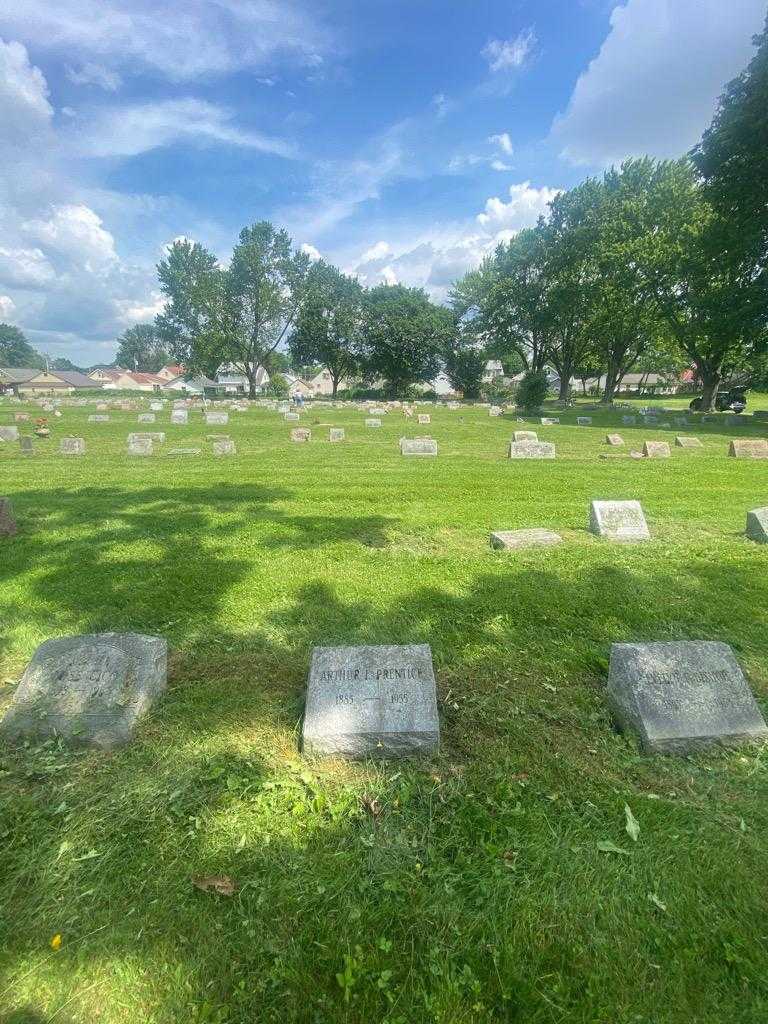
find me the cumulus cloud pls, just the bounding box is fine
[360,241,390,263]
[301,243,322,260]
[0,295,16,318]
[553,0,766,167]
[0,38,53,143]
[0,0,331,82]
[477,181,560,231]
[22,205,118,273]
[482,28,536,73]
[76,98,294,159]
[489,132,513,156]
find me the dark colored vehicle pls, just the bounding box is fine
[689,387,747,413]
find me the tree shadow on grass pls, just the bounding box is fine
[2,555,768,1020]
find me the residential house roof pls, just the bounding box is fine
[0,367,39,383]
[54,370,102,388]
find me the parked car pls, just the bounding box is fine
[689,387,747,413]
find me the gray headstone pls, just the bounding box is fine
[167,447,201,455]
[643,441,670,458]
[729,439,768,459]
[577,416,592,426]
[0,633,167,750]
[675,436,703,449]
[400,438,437,456]
[0,497,17,537]
[150,402,163,411]
[514,430,538,442]
[605,434,624,446]
[128,437,153,456]
[417,414,431,425]
[302,644,439,759]
[88,415,109,423]
[589,500,650,541]
[540,417,559,425]
[291,428,311,442]
[285,412,300,422]
[607,641,768,754]
[213,439,236,456]
[622,416,636,426]
[0,426,20,442]
[19,436,34,454]
[365,418,382,428]
[60,437,85,456]
[746,507,768,543]
[490,529,563,550]
[170,410,188,425]
[138,413,156,424]
[206,412,229,425]
[752,410,768,421]
[329,428,345,442]
[508,441,555,459]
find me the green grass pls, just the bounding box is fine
[1,395,768,1024]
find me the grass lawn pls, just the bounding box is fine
[1,395,768,1024]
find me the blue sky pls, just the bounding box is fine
[0,0,765,365]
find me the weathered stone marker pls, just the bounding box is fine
[365,418,382,428]
[206,412,229,426]
[329,428,345,442]
[675,436,703,448]
[643,440,671,459]
[589,500,650,541]
[128,437,153,456]
[291,428,311,442]
[0,497,17,537]
[490,529,563,550]
[514,430,538,442]
[605,434,624,446]
[622,416,636,426]
[170,410,188,425]
[0,426,20,442]
[400,438,437,456]
[417,414,431,425]
[60,437,85,456]
[577,416,592,426]
[540,417,559,425]
[285,412,300,422]
[213,439,236,456]
[0,633,167,750]
[508,440,555,459]
[88,415,109,423]
[19,436,34,455]
[606,641,768,754]
[746,507,768,543]
[138,413,156,424]
[302,644,439,758]
[489,406,503,417]
[729,439,768,459]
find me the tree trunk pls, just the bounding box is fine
[246,366,257,399]
[557,374,572,403]
[601,367,619,405]
[698,367,722,412]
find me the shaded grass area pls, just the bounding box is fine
[1,399,768,1023]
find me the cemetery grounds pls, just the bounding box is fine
[1,394,768,1024]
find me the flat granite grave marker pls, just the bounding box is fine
[400,438,437,456]
[128,437,153,456]
[540,417,559,425]
[0,426,20,442]
[170,410,188,425]
[514,430,538,442]
[138,413,156,424]
[213,439,236,456]
[577,417,592,426]
[0,497,17,537]
[643,440,670,459]
[302,644,439,758]
[365,418,382,428]
[589,500,650,541]
[329,428,345,442]
[19,436,34,455]
[490,529,563,550]
[746,507,768,543]
[606,641,768,754]
[508,440,555,460]
[206,412,229,426]
[606,434,624,446]
[60,437,85,456]
[285,412,300,422]
[167,447,201,456]
[729,439,768,459]
[417,414,431,425]
[0,632,167,750]
[675,436,703,449]
[88,415,109,423]
[291,428,311,442]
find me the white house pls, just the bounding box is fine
[216,363,270,394]
[482,360,505,382]
[284,373,315,399]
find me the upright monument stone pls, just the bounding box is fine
[0,497,17,537]
[606,641,768,754]
[508,440,555,459]
[60,437,85,456]
[302,644,439,758]
[589,500,650,541]
[746,507,768,543]
[400,438,437,456]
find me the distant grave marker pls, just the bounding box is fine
[170,410,188,425]
[212,439,236,456]
[605,434,624,446]
[589,500,650,541]
[128,437,153,456]
[643,441,670,458]
[400,438,437,456]
[60,437,85,456]
[0,426,20,442]
[489,406,503,417]
[606,641,768,754]
[88,415,109,423]
[622,416,636,426]
[329,428,345,442]
[675,436,703,449]
[577,416,592,426]
[490,529,562,550]
[19,436,34,455]
[366,418,382,428]
[206,412,229,425]
[0,633,167,750]
[729,439,768,459]
[746,507,768,544]
[508,440,555,459]
[291,428,311,442]
[514,430,538,442]
[417,414,431,425]
[0,497,17,537]
[540,417,559,425]
[302,644,439,759]
[138,413,156,424]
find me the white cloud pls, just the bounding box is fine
[66,61,121,91]
[477,182,560,231]
[553,0,766,167]
[22,205,118,274]
[301,243,321,260]
[482,28,536,72]
[0,295,16,319]
[489,132,513,156]
[115,290,165,324]
[76,98,294,159]
[360,241,390,263]
[490,159,512,172]
[0,247,56,289]
[0,38,53,142]
[0,0,332,82]
[380,265,398,286]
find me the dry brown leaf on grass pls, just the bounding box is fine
[361,793,382,818]
[192,874,237,896]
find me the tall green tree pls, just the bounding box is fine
[115,323,169,373]
[358,284,451,397]
[288,263,363,397]
[156,224,312,397]
[0,324,44,368]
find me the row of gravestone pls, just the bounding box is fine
[1,633,766,760]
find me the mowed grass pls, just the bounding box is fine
[1,396,768,1024]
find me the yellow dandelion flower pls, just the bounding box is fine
[50,934,62,951]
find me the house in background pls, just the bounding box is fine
[283,373,314,399]
[216,363,270,394]
[482,360,505,383]
[0,368,102,395]
[157,364,185,382]
[162,374,221,396]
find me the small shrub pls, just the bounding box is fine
[515,369,550,410]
